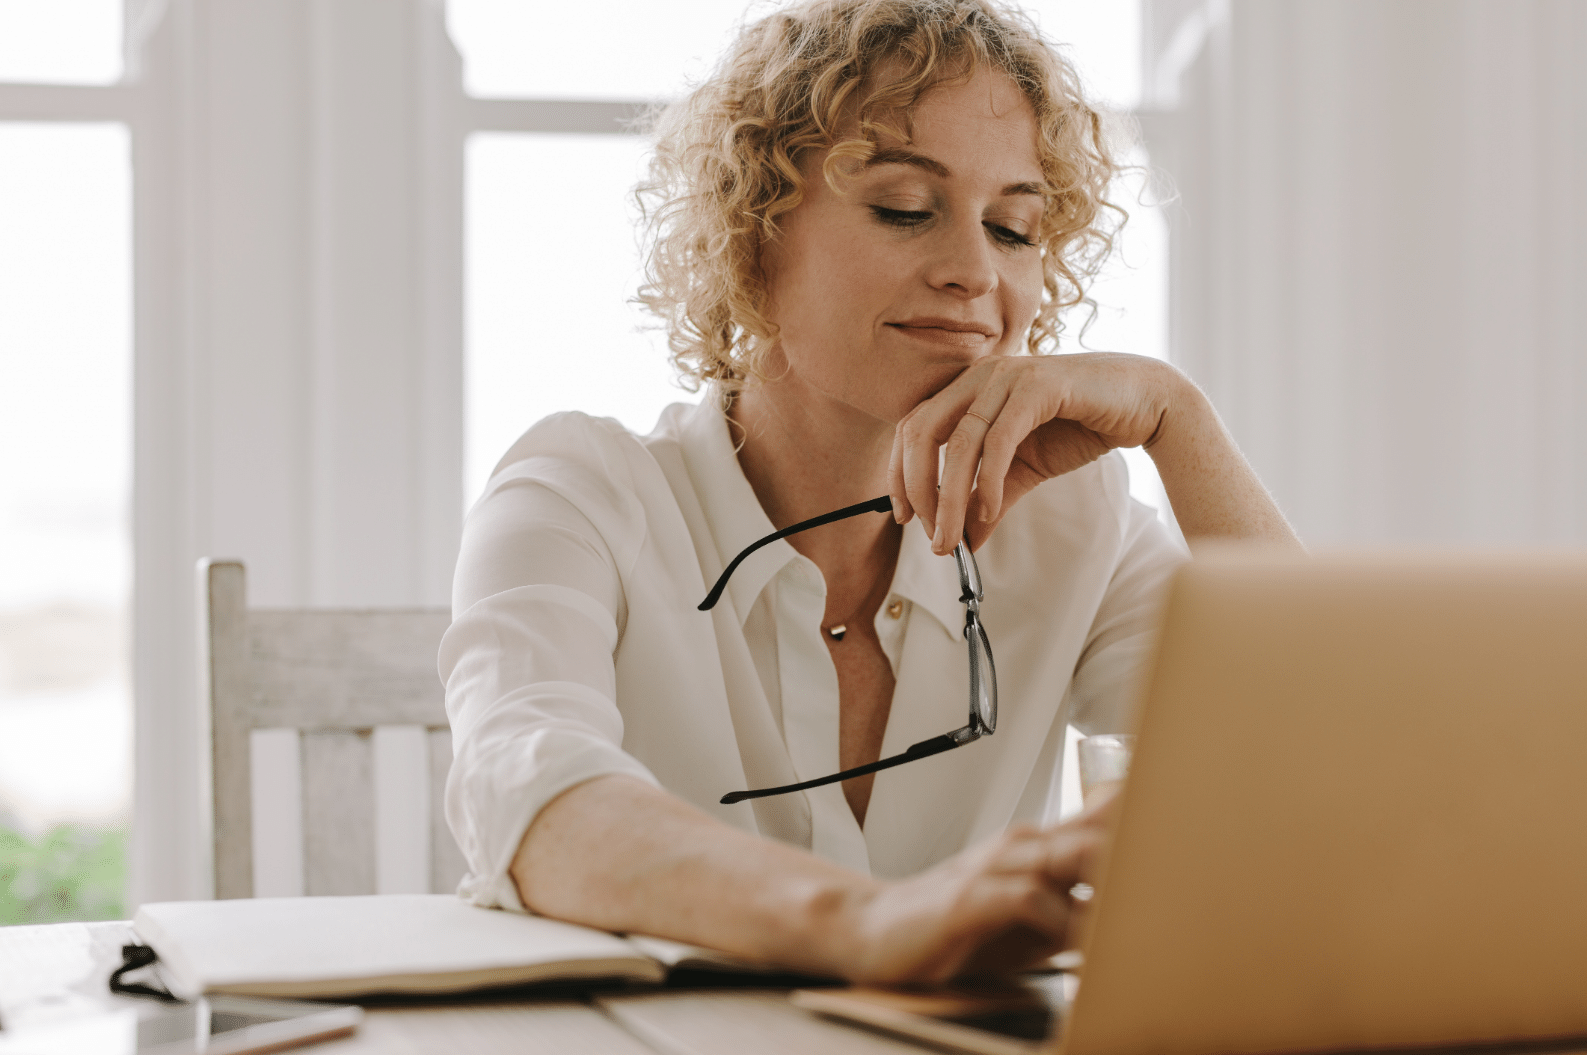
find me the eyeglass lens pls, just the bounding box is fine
[969,618,997,732]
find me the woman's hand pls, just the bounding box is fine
[888,351,1301,553]
[515,774,1121,987]
[889,352,1177,554]
[832,792,1117,984]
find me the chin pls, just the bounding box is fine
[911,359,976,403]
[868,379,959,425]
[812,355,978,424]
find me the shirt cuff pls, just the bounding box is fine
[449,725,659,913]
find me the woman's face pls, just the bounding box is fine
[760,66,1047,425]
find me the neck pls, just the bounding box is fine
[728,360,901,604]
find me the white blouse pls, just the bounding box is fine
[440,398,1187,911]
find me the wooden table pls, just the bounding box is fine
[0,921,933,1055]
[13,922,1577,1055]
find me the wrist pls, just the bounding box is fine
[1137,365,1302,546]
[773,871,884,978]
[1142,361,1207,454]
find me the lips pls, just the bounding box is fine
[886,318,998,347]
[888,317,997,336]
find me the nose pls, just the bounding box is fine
[923,217,998,299]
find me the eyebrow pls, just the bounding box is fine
[864,148,1048,198]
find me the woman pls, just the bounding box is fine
[441,0,1298,983]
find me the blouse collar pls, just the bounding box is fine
[674,395,965,641]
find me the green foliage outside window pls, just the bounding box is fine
[0,824,125,925]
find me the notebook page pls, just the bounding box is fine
[135,894,663,999]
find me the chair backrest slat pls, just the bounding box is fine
[302,729,377,895]
[427,726,468,895]
[204,561,255,901]
[248,611,451,729]
[200,559,458,900]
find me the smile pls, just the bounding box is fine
[886,321,998,347]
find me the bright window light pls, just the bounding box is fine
[448,0,752,100]
[0,123,132,855]
[0,0,123,85]
[1022,0,1143,111]
[464,133,698,506]
[447,0,1140,106]
[1068,148,1173,520]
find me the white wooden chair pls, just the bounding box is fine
[198,559,465,899]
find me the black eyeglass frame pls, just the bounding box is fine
[698,495,997,805]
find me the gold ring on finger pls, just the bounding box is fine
[964,411,994,428]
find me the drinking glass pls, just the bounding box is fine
[1077,734,1135,806]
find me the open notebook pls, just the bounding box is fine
[133,895,773,1001]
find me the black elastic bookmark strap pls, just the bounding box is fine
[698,496,894,612]
[110,944,180,1003]
[721,733,962,804]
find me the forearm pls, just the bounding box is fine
[1147,370,1302,547]
[509,774,877,975]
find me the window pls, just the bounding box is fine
[464,133,682,505]
[0,52,133,922]
[451,0,752,504]
[448,0,748,101]
[0,0,122,85]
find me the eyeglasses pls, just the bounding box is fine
[698,495,997,805]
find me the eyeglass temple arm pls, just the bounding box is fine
[720,726,977,804]
[698,495,894,611]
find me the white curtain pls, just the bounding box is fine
[1141,0,1585,546]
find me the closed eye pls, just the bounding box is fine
[870,206,932,228]
[985,223,1037,249]
[870,206,1037,250]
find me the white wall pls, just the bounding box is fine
[1143,0,1586,546]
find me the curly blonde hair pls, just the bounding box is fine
[636,0,1124,394]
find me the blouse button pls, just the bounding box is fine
[886,599,904,619]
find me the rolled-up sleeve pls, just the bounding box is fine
[441,450,659,911]
[1067,494,1188,737]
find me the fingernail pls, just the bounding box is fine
[932,521,944,551]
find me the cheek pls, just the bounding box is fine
[766,232,863,333]
[802,235,895,317]
[1012,260,1045,326]
[770,239,897,368]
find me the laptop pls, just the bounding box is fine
[797,550,1586,1055]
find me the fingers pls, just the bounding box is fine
[968,405,1030,526]
[990,823,1106,888]
[887,426,912,525]
[893,364,1013,555]
[972,877,1076,946]
[927,390,1016,556]
[913,874,1078,984]
[892,352,1176,555]
[965,455,1044,551]
[935,848,1091,979]
[896,406,947,543]
[851,821,1113,984]
[934,404,1003,552]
